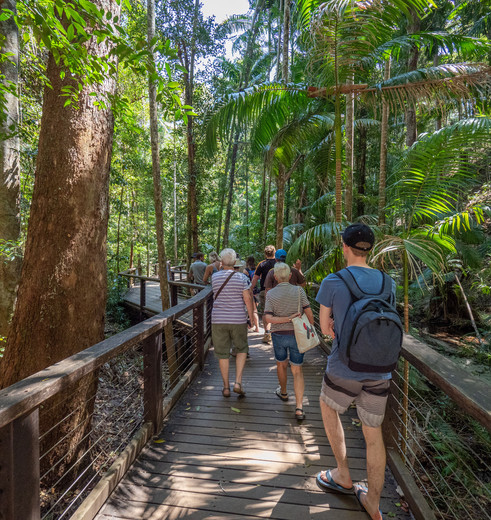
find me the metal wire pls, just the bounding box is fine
[389,368,491,519]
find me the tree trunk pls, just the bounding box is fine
[115,185,124,273]
[282,0,290,83]
[405,11,420,147]
[148,0,177,383]
[2,0,120,485]
[275,163,286,249]
[245,152,249,246]
[185,0,199,256]
[263,172,272,246]
[356,124,367,218]
[222,136,239,248]
[259,163,266,244]
[275,0,283,82]
[334,41,343,223]
[0,0,21,338]
[378,59,391,225]
[173,122,178,264]
[344,72,354,222]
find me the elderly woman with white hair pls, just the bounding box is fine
[263,262,314,420]
[211,248,255,397]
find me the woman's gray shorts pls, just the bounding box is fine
[320,372,390,428]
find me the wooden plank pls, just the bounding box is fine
[95,335,412,520]
[0,287,212,428]
[70,422,153,520]
[402,334,491,431]
[100,483,368,520]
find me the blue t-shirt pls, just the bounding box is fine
[315,266,396,381]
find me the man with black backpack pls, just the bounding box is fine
[315,223,402,520]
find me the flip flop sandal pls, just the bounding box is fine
[295,408,306,421]
[355,485,384,519]
[233,382,246,396]
[222,387,231,397]
[316,470,354,494]
[275,386,289,401]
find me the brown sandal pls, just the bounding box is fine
[233,382,246,396]
[222,387,231,397]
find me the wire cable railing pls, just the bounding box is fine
[0,281,213,520]
[307,283,490,520]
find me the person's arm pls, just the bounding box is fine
[242,288,254,326]
[188,266,194,282]
[319,305,335,337]
[303,306,315,325]
[264,312,300,325]
[251,273,260,290]
[202,264,212,284]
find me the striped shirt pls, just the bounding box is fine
[211,270,251,324]
[264,283,310,334]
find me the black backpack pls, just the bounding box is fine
[335,268,403,373]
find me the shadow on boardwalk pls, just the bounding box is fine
[96,332,410,520]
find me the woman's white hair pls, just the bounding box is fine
[274,262,291,282]
[220,248,236,267]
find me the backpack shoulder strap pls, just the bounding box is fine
[379,272,395,303]
[336,268,394,302]
[335,268,365,301]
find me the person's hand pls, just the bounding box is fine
[288,312,301,322]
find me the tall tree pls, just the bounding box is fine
[378,59,391,224]
[1,0,121,483]
[0,0,21,338]
[147,0,177,384]
[282,0,290,82]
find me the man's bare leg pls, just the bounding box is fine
[358,424,385,520]
[319,399,353,489]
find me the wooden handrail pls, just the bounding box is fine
[0,286,212,430]
[401,334,490,432]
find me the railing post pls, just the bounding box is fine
[140,278,146,320]
[143,332,163,435]
[383,377,400,451]
[0,409,41,520]
[170,283,178,308]
[194,302,205,369]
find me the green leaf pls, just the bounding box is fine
[231,407,241,413]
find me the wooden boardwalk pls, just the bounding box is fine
[124,281,168,314]
[95,332,410,520]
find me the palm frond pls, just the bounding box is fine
[287,221,343,264]
[390,117,491,227]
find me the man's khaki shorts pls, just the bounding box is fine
[320,372,390,428]
[212,323,248,359]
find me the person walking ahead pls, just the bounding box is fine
[264,263,314,421]
[211,248,254,398]
[251,245,276,344]
[315,223,396,520]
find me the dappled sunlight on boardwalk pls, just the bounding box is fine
[96,332,409,519]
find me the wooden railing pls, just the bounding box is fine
[307,285,491,520]
[0,285,213,520]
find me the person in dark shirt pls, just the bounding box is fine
[264,248,306,291]
[250,245,275,343]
